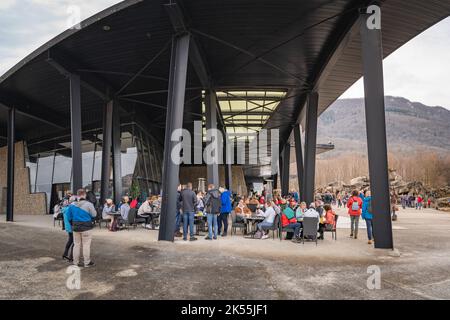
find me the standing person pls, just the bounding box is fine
[203,184,221,240]
[362,190,374,245]
[179,183,198,241]
[337,192,342,208]
[62,196,77,262]
[67,189,97,268]
[347,190,362,239]
[174,185,183,238]
[416,194,423,210]
[219,187,232,237]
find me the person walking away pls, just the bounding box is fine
[203,184,221,240]
[362,190,374,245]
[219,187,232,237]
[179,183,198,241]
[347,190,362,239]
[67,189,97,267]
[62,196,77,262]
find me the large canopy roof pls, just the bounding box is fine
[0,0,449,171]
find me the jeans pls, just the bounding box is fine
[73,230,92,266]
[218,212,229,235]
[206,213,218,239]
[365,219,373,240]
[183,211,195,239]
[63,232,73,259]
[350,215,360,237]
[284,222,301,238]
[174,210,181,233]
[258,221,273,233]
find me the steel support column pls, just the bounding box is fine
[70,74,83,192]
[304,92,318,205]
[100,100,113,205]
[6,107,15,222]
[294,124,305,201]
[360,11,394,249]
[281,143,290,197]
[112,101,123,204]
[205,90,219,187]
[224,136,233,192]
[159,34,190,242]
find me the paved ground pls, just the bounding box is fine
[1,207,450,300]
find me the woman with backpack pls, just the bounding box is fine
[347,190,362,239]
[362,190,374,245]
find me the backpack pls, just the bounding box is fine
[351,197,360,211]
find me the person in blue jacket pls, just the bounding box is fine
[362,190,374,245]
[67,189,97,267]
[218,187,232,237]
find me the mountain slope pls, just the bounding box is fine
[317,96,450,157]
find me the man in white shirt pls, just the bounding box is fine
[257,201,277,239]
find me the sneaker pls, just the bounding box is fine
[84,261,95,268]
[183,238,188,241]
[368,240,373,244]
[204,237,212,240]
[190,237,198,241]
[354,235,358,239]
[213,236,217,240]
[349,234,353,238]
[261,234,269,239]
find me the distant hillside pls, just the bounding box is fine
[317,96,450,158]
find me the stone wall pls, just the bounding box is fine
[179,165,248,195]
[0,142,47,215]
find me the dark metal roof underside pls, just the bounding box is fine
[0,0,448,163]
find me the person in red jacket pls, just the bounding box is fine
[347,190,362,239]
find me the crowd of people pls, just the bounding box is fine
[58,180,421,268]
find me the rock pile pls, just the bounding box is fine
[317,169,450,210]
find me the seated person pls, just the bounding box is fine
[256,201,277,239]
[303,203,320,239]
[323,204,336,230]
[281,203,301,240]
[235,200,251,222]
[138,196,156,227]
[295,201,307,219]
[120,196,131,222]
[102,199,116,231]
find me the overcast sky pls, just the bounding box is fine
[0,1,449,109]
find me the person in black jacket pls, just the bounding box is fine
[174,185,183,238]
[203,184,222,240]
[179,182,198,241]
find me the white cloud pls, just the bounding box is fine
[0,0,16,10]
[341,17,450,109]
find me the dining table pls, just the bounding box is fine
[243,215,265,235]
